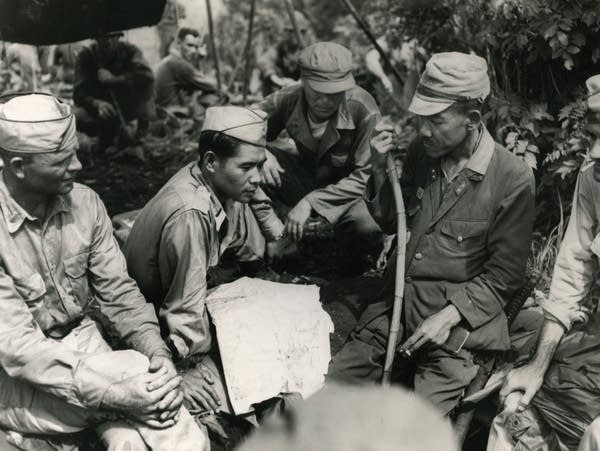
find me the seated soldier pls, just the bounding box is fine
[123,106,287,414]
[256,42,383,271]
[256,10,312,97]
[0,93,206,450]
[489,75,600,451]
[328,52,535,416]
[155,27,222,114]
[73,32,154,157]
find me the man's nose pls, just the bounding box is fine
[68,153,83,172]
[418,122,432,138]
[249,168,261,184]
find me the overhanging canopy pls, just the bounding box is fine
[0,0,166,45]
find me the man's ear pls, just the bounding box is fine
[466,109,482,131]
[8,157,27,179]
[202,150,218,174]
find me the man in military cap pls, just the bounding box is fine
[328,52,535,415]
[0,93,206,449]
[256,41,383,271]
[124,106,286,414]
[488,74,600,451]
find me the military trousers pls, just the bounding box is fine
[0,318,207,451]
[327,310,479,416]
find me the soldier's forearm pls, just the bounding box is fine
[529,318,565,371]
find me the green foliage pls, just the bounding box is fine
[367,0,600,233]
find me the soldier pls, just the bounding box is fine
[0,93,206,450]
[256,42,383,272]
[155,27,223,113]
[489,74,600,451]
[73,33,154,157]
[124,106,286,414]
[328,52,535,415]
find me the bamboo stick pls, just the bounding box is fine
[381,152,407,387]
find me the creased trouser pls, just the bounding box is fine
[327,311,479,416]
[487,409,600,451]
[0,318,207,451]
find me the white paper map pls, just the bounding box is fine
[206,277,333,414]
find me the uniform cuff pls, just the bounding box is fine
[446,286,494,330]
[73,356,116,409]
[539,298,574,332]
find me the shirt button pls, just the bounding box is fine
[415,252,423,260]
[405,276,412,283]
[425,228,433,234]
[457,235,463,243]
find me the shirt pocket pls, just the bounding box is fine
[64,251,91,305]
[13,272,46,304]
[438,219,488,257]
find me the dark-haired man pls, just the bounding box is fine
[329,52,535,415]
[73,33,154,155]
[123,106,285,413]
[256,42,382,270]
[155,27,221,111]
[0,93,206,449]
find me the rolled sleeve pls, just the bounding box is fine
[87,193,169,359]
[250,187,285,241]
[544,171,599,331]
[158,210,213,360]
[448,171,535,329]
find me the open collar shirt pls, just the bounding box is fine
[0,176,169,408]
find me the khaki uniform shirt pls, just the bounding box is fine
[543,164,600,331]
[0,178,168,408]
[124,162,284,361]
[256,85,380,223]
[363,126,535,351]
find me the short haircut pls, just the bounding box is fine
[177,27,200,41]
[197,130,241,160]
[0,146,32,164]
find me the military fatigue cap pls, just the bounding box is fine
[587,74,600,114]
[236,384,459,451]
[409,51,490,116]
[0,92,77,154]
[299,42,355,94]
[201,106,268,147]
